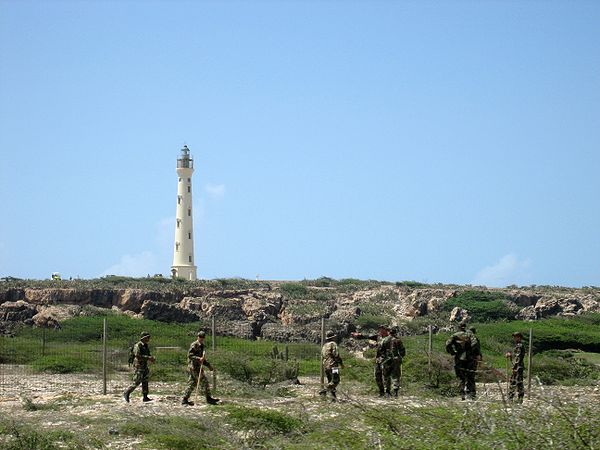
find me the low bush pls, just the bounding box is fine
[442,290,514,322]
[226,405,305,434]
[280,282,309,299]
[31,354,96,373]
[534,350,600,385]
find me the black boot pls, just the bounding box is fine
[319,389,327,398]
[142,394,153,402]
[393,389,398,398]
[122,389,131,403]
[330,391,337,403]
[181,398,194,406]
[206,395,220,405]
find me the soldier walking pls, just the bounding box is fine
[320,330,343,402]
[352,325,394,398]
[123,331,156,403]
[506,331,525,403]
[181,331,220,406]
[445,321,477,400]
[389,326,406,397]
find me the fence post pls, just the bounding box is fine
[527,327,533,399]
[41,327,46,357]
[102,317,107,395]
[320,317,325,387]
[211,315,216,352]
[427,324,432,380]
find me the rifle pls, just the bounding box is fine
[399,359,403,390]
[194,350,206,403]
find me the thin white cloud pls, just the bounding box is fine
[99,251,159,278]
[205,183,226,199]
[472,253,532,287]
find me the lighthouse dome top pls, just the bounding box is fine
[177,144,193,169]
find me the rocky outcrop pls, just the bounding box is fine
[140,300,200,323]
[0,301,37,323]
[449,306,469,323]
[1,283,599,340]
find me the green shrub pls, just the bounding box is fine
[226,405,304,434]
[534,350,600,385]
[217,351,299,385]
[442,290,513,322]
[355,313,388,330]
[280,283,309,299]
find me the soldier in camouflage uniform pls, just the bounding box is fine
[181,331,220,406]
[445,321,477,400]
[352,325,394,398]
[123,331,156,403]
[506,331,525,403]
[320,330,343,401]
[389,326,406,398]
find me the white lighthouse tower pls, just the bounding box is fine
[171,145,197,280]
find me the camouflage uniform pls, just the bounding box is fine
[469,327,482,373]
[389,329,406,397]
[446,323,477,400]
[182,332,219,405]
[374,335,395,397]
[123,333,154,402]
[509,337,525,403]
[353,327,395,397]
[320,331,343,400]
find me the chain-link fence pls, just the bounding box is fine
[0,318,535,401]
[0,316,326,400]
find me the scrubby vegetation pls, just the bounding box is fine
[442,289,515,322]
[1,311,599,449]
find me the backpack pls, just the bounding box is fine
[447,332,472,361]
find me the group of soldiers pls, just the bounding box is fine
[123,322,526,405]
[319,324,406,402]
[445,321,526,402]
[123,330,220,406]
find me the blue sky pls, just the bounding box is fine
[1,1,598,287]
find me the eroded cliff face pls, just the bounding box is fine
[1,284,599,341]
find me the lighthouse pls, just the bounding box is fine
[171,145,197,280]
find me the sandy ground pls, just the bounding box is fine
[1,365,599,449]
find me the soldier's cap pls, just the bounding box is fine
[197,331,206,338]
[140,331,151,339]
[325,330,336,340]
[512,331,523,338]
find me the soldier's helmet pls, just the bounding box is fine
[197,331,206,338]
[458,320,467,330]
[140,331,151,339]
[325,330,336,340]
[512,331,523,338]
